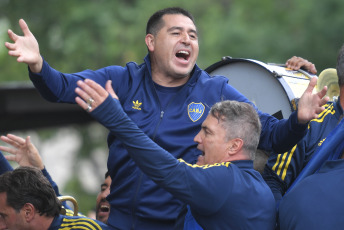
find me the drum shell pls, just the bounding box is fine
[205,58,316,119]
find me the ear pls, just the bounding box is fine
[22,203,35,222]
[226,138,244,156]
[145,34,155,52]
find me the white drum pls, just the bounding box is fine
[205,57,317,119]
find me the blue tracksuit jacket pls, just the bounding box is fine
[90,95,276,230]
[263,99,343,204]
[48,214,110,230]
[278,118,344,230]
[29,54,306,229]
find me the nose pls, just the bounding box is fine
[181,32,191,45]
[194,131,202,144]
[104,187,110,197]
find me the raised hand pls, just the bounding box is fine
[297,77,329,124]
[75,79,118,113]
[0,134,44,170]
[5,19,43,73]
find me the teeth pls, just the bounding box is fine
[100,205,110,212]
[178,50,190,55]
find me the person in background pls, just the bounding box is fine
[0,166,110,230]
[278,118,344,230]
[0,134,111,224]
[96,171,111,224]
[5,7,327,229]
[263,44,344,205]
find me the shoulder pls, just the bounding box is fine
[56,215,110,230]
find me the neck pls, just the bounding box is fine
[151,71,190,87]
[150,57,191,87]
[226,152,251,162]
[30,215,54,230]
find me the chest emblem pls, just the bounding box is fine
[132,100,142,110]
[188,102,205,122]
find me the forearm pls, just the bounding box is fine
[259,111,307,153]
[41,167,62,196]
[29,58,112,103]
[0,151,13,175]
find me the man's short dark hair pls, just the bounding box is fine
[337,44,344,87]
[0,166,61,217]
[146,7,195,35]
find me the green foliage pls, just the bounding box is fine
[1,0,343,78]
[63,174,97,215]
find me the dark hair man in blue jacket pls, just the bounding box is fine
[5,7,328,229]
[0,166,110,230]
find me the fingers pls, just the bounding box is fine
[1,134,24,149]
[7,29,18,42]
[0,145,16,155]
[4,155,16,162]
[317,85,328,100]
[105,80,119,99]
[26,136,37,154]
[75,79,109,112]
[319,95,330,106]
[304,77,317,93]
[286,56,317,74]
[286,56,302,69]
[19,19,31,37]
[75,96,90,111]
[308,63,317,74]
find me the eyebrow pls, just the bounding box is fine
[201,125,211,133]
[167,26,198,35]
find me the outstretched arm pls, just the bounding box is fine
[5,19,43,73]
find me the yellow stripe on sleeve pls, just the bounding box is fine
[59,217,103,230]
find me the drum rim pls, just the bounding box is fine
[205,57,275,75]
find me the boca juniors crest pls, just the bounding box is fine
[188,102,205,122]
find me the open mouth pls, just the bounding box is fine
[100,204,110,213]
[176,50,190,61]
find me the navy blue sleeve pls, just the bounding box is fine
[41,167,62,196]
[29,58,129,103]
[0,151,13,175]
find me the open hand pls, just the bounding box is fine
[5,19,43,73]
[297,77,329,124]
[0,134,44,170]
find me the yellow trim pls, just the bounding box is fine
[178,159,231,168]
[272,154,281,171]
[271,103,336,181]
[60,217,102,230]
